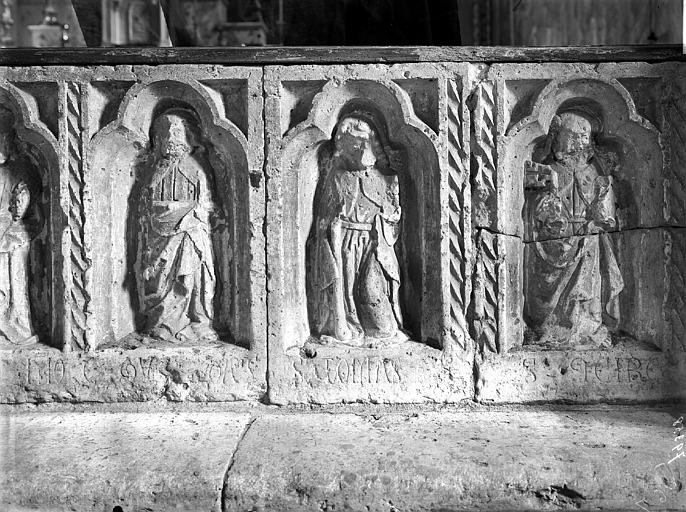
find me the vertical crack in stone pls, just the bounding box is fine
[66,82,91,351]
[261,70,271,400]
[220,416,257,512]
[446,78,469,350]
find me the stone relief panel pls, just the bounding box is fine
[0,81,61,351]
[0,58,683,406]
[0,66,266,403]
[266,64,474,404]
[473,63,686,403]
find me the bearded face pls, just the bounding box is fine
[552,112,594,166]
[153,115,193,159]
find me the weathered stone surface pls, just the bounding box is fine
[0,55,684,406]
[0,343,264,403]
[1,408,251,512]
[283,341,471,404]
[0,64,267,403]
[478,346,686,403]
[223,407,686,511]
[265,63,475,404]
[471,61,686,403]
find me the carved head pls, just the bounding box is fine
[333,114,387,170]
[550,111,595,165]
[9,181,30,221]
[151,110,199,159]
[0,107,16,165]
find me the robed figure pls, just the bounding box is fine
[308,113,406,345]
[523,110,624,347]
[137,110,219,342]
[0,107,42,346]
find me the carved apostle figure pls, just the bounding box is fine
[523,110,624,347]
[309,112,406,345]
[137,109,218,342]
[0,108,41,346]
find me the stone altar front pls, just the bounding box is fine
[0,49,682,405]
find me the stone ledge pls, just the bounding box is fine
[0,408,253,512]
[223,406,686,512]
[1,404,685,512]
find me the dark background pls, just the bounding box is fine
[2,0,682,48]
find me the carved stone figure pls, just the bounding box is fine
[0,108,41,346]
[523,110,624,347]
[308,112,406,345]
[137,109,219,342]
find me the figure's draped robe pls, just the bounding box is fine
[524,159,624,345]
[311,164,403,342]
[139,154,216,341]
[0,160,37,345]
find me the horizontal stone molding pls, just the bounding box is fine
[0,45,684,66]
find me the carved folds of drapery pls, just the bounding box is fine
[0,55,684,405]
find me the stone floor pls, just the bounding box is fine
[1,402,685,512]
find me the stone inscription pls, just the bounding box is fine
[522,355,664,384]
[294,356,402,386]
[17,353,258,388]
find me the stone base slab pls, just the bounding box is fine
[1,407,252,512]
[0,344,265,403]
[2,404,685,512]
[223,406,686,511]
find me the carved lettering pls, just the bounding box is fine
[352,358,363,384]
[593,357,613,383]
[565,356,662,384]
[627,357,643,382]
[139,356,159,379]
[337,359,350,383]
[25,358,66,386]
[523,358,537,382]
[82,358,95,383]
[206,360,223,384]
[224,356,258,384]
[14,351,255,398]
[383,358,401,383]
[301,356,403,386]
[120,358,137,380]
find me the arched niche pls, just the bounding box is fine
[88,79,251,349]
[502,77,663,349]
[505,78,662,236]
[278,78,442,350]
[0,82,60,348]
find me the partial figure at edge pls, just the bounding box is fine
[0,107,42,347]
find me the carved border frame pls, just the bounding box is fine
[0,65,267,403]
[473,62,686,403]
[265,63,474,404]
